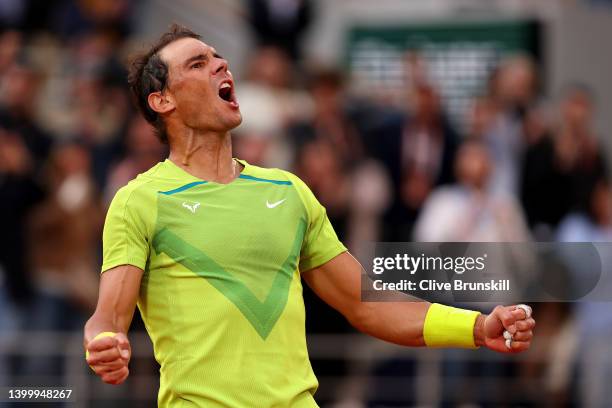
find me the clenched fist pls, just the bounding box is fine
[476,304,536,353]
[85,332,131,385]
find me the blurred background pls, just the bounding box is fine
[1,0,612,406]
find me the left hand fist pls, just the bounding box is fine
[483,304,535,353]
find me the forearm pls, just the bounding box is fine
[347,301,430,347]
[302,253,486,348]
[349,302,486,348]
[83,265,142,348]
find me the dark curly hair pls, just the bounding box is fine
[127,24,201,144]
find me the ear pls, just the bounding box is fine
[148,91,175,115]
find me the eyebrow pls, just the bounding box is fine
[183,53,208,68]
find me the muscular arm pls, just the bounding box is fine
[84,264,143,344]
[83,264,143,384]
[302,252,533,351]
[303,252,436,346]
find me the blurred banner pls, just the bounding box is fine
[347,20,540,131]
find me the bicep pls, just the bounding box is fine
[94,264,144,332]
[302,251,361,317]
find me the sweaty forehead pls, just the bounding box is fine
[159,37,211,69]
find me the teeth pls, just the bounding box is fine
[220,83,231,89]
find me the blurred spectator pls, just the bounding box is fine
[373,81,459,241]
[0,62,51,156]
[296,139,351,240]
[13,141,103,384]
[557,180,612,407]
[235,46,311,168]
[290,68,364,166]
[28,142,102,313]
[414,140,530,242]
[558,180,612,242]
[0,61,52,304]
[0,30,22,76]
[1,0,132,39]
[64,31,130,184]
[245,0,313,60]
[0,129,44,303]
[521,84,608,235]
[467,96,498,141]
[413,141,540,407]
[480,55,538,196]
[51,0,132,41]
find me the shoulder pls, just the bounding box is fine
[109,163,164,209]
[237,161,294,184]
[248,166,312,196]
[239,161,309,191]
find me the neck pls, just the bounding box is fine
[168,128,238,183]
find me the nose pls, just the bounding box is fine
[214,57,228,75]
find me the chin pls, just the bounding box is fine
[227,112,243,130]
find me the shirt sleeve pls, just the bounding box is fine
[101,185,151,273]
[288,174,347,272]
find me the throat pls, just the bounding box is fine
[169,129,238,182]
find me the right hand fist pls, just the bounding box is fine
[483,304,535,354]
[86,332,131,385]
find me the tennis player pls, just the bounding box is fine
[84,25,535,407]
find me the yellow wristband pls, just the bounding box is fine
[85,331,117,360]
[423,303,480,348]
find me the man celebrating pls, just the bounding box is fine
[84,25,535,407]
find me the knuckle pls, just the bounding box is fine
[97,366,110,375]
[517,331,532,340]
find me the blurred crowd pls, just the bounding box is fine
[1,0,611,406]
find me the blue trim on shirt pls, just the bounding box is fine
[238,174,292,185]
[159,181,208,195]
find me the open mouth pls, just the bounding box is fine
[218,81,238,108]
[219,83,232,101]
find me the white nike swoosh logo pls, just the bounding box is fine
[266,199,286,209]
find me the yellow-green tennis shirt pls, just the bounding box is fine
[101,158,347,407]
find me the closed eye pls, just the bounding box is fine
[191,62,204,69]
